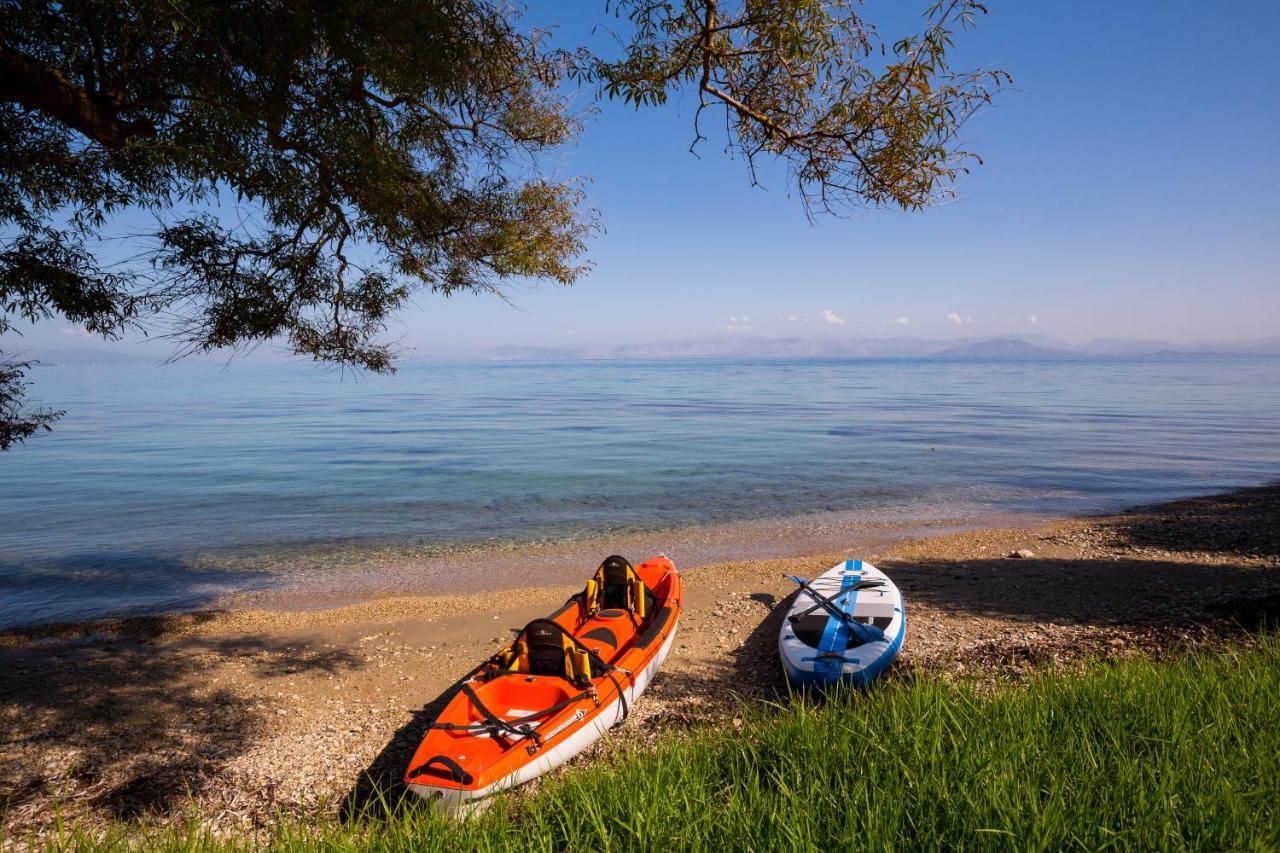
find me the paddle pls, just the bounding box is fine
[791,578,886,621]
[785,574,884,645]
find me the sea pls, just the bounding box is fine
[2,355,1278,629]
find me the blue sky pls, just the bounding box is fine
[19,1,1280,357]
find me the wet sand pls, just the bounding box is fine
[213,503,1047,612]
[1,485,1277,835]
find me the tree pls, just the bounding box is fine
[0,0,1006,447]
[0,358,61,450]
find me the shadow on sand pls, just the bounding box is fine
[891,557,1280,629]
[340,662,487,819]
[0,611,362,823]
[1109,484,1280,560]
[0,551,275,634]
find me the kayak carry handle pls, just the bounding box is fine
[408,754,474,785]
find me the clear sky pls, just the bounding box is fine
[15,0,1280,358]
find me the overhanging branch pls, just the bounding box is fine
[0,43,155,148]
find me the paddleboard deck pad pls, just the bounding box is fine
[779,559,905,687]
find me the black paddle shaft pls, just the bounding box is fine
[786,576,881,644]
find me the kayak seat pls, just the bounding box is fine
[583,555,658,620]
[525,619,573,678]
[494,618,596,686]
[601,557,633,609]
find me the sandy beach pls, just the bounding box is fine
[2,484,1277,835]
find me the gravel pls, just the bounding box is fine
[1,484,1276,838]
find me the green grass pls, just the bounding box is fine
[16,639,1280,851]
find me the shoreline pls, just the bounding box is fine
[3,499,1058,634]
[1,484,1276,834]
[7,476,1276,633]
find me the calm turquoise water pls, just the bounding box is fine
[2,355,1278,627]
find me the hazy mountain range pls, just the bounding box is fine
[20,347,164,366]
[488,335,1280,362]
[17,334,1280,367]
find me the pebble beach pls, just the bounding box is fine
[1,484,1277,836]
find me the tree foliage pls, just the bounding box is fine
[0,357,62,450]
[592,0,1008,214]
[0,0,1005,447]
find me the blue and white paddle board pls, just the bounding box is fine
[779,560,905,687]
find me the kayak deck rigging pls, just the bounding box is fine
[405,555,682,805]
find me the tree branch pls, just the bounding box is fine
[0,43,154,148]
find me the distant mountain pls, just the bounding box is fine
[1016,333,1076,349]
[1077,336,1280,356]
[607,336,940,359]
[946,332,1074,351]
[1201,336,1280,355]
[490,333,1077,361]
[489,345,589,361]
[19,335,1277,368]
[930,338,1072,359]
[23,347,158,366]
[831,336,943,357]
[1075,337,1174,356]
[481,334,1280,362]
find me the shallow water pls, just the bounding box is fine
[2,355,1278,628]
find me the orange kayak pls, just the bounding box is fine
[404,555,682,809]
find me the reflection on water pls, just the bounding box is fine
[2,355,1278,627]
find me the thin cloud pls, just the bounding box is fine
[820,309,847,325]
[946,312,973,325]
[893,316,910,325]
[1025,315,1039,325]
[726,315,752,331]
